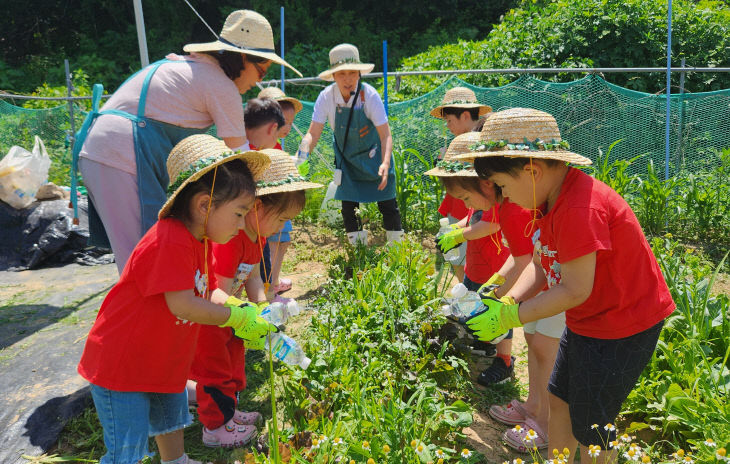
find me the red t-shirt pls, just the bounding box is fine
[438,194,469,220]
[78,219,211,393]
[534,168,674,339]
[499,198,535,257]
[464,205,510,284]
[212,230,266,296]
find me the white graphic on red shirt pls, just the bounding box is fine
[532,229,561,288]
[232,262,254,295]
[175,269,207,326]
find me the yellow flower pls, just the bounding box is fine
[514,459,524,464]
[311,438,320,449]
[333,437,344,446]
[642,454,651,464]
[411,439,418,448]
[362,440,370,451]
[604,423,616,432]
[621,433,632,443]
[416,444,425,455]
[435,449,446,459]
[461,449,472,458]
[350,461,355,464]
[563,448,571,457]
[383,444,391,454]
[683,456,694,464]
[588,445,601,458]
[329,381,338,389]
[513,425,523,433]
[678,449,686,458]
[591,424,599,429]
[553,449,560,457]
[524,430,538,442]
[367,459,375,464]
[438,460,444,464]
[705,439,717,448]
[716,448,727,461]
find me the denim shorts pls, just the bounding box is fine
[268,220,293,243]
[547,321,664,446]
[90,384,192,464]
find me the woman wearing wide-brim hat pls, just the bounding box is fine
[298,43,404,246]
[72,9,300,275]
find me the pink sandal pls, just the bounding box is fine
[272,278,292,294]
[503,417,548,453]
[233,409,263,426]
[489,399,530,426]
[202,418,257,448]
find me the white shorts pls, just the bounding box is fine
[523,311,566,339]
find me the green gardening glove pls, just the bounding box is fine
[220,296,278,343]
[437,228,466,254]
[477,273,506,299]
[465,295,522,342]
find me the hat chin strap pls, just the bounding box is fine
[218,37,275,54]
[202,166,219,300]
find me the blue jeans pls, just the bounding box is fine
[90,384,192,464]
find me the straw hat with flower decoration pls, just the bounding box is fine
[159,134,271,219]
[257,87,303,114]
[423,132,481,178]
[256,149,323,196]
[318,44,375,81]
[431,87,492,119]
[183,10,302,77]
[453,108,592,166]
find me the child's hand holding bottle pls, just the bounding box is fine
[220,296,278,345]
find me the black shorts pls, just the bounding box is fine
[548,320,664,446]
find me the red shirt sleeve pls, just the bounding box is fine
[212,233,244,279]
[553,206,612,263]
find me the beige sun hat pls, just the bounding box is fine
[256,149,324,196]
[430,87,493,119]
[159,134,271,219]
[318,44,375,81]
[183,10,302,77]
[454,108,592,165]
[257,86,303,114]
[423,132,480,177]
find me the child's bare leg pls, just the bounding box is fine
[531,332,560,433]
[155,428,184,462]
[522,332,538,416]
[548,392,578,464]
[270,241,290,286]
[452,264,465,282]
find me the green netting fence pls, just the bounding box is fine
[2,74,730,187]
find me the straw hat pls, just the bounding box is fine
[454,108,592,165]
[318,44,375,81]
[257,86,303,114]
[183,10,302,77]
[256,149,324,196]
[159,134,271,219]
[430,87,492,119]
[423,132,480,177]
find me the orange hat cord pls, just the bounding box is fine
[202,166,219,300]
[252,201,283,295]
[524,157,543,238]
[488,203,503,255]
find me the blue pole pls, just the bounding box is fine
[664,0,672,181]
[382,40,389,116]
[280,6,285,91]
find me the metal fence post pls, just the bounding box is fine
[64,60,77,159]
[383,40,389,116]
[678,58,686,168]
[280,6,285,92]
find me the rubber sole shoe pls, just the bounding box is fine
[202,419,257,448]
[470,340,497,358]
[476,356,515,387]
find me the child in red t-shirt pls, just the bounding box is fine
[461,108,674,461]
[431,87,492,281]
[77,134,276,464]
[190,149,322,448]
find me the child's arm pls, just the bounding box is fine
[244,263,268,303]
[514,251,596,323]
[164,289,234,326]
[504,257,547,302]
[494,253,533,298]
[215,273,235,297]
[375,123,393,191]
[301,121,324,153]
[462,220,500,241]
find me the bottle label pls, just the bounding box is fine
[273,337,293,361]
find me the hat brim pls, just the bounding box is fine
[158,150,271,220]
[318,63,375,81]
[423,166,479,177]
[431,104,493,119]
[257,180,324,196]
[277,96,303,114]
[183,41,302,77]
[453,149,592,166]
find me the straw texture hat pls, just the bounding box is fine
[256,149,324,196]
[454,108,592,165]
[257,86,303,114]
[183,10,302,77]
[430,87,492,119]
[159,134,271,219]
[423,132,480,177]
[318,44,375,81]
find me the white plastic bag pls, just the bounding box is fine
[0,136,51,209]
[319,180,341,227]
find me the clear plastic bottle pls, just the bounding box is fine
[259,299,301,326]
[265,332,311,369]
[436,217,461,263]
[295,141,310,167]
[441,283,509,344]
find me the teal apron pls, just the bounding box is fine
[71,59,209,247]
[332,105,396,203]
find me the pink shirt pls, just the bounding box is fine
[80,53,245,175]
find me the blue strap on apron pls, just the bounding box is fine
[70,59,208,247]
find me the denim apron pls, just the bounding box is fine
[332,104,396,203]
[71,59,209,247]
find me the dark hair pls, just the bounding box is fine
[278,100,295,113]
[244,98,285,130]
[443,107,480,121]
[259,190,306,217]
[473,156,562,179]
[472,116,487,132]
[201,51,269,81]
[169,159,255,221]
[440,175,503,201]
